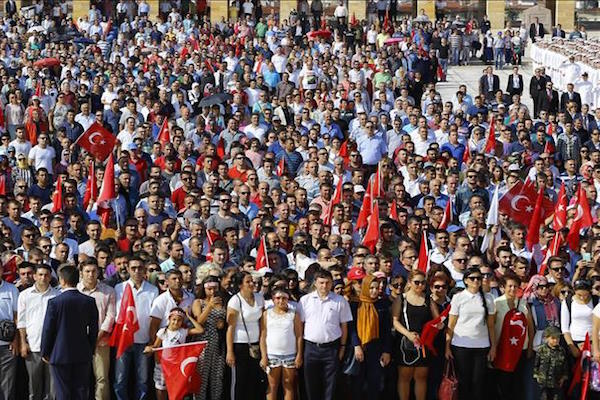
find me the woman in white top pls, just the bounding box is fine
[445,267,496,400]
[226,271,266,400]
[561,279,594,358]
[259,287,303,400]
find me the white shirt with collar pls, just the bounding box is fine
[449,289,496,348]
[50,236,79,262]
[297,290,352,344]
[150,289,194,328]
[17,284,60,352]
[115,280,158,344]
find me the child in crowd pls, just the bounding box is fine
[533,326,569,400]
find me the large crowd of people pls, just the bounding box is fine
[1,0,600,400]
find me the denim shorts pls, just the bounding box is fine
[267,353,296,368]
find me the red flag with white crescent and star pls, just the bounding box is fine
[362,201,380,253]
[493,307,528,372]
[157,118,171,146]
[83,162,97,210]
[552,182,567,231]
[109,284,139,359]
[1,255,17,283]
[276,157,285,177]
[439,198,453,230]
[74,122,116,162]
[566,183,593,249]
[539,232,563,276]
[420,304,450,356]
[255,236,269,270]
[526,188,545,250]
[484,118,496,154]
[569,333,591,398]
[158,341,208,400]
[417,231,429,273]
[51,175,63,213]
[498,181,538,226]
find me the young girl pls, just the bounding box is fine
[145,307,205,400]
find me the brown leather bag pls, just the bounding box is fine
[438,360,458,400]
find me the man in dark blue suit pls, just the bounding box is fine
[41,265,98,400]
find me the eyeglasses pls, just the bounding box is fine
[433,284,447,289]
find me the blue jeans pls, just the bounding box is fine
[494,48,504,69]
[451,48,461,65]
[114,344,149,400]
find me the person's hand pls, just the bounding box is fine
[594,349,600,363]
[9,338,18,356]
[354,345,364,362]
[20,342,30,358]
[226,351,235,367]
[143,346,154,354]
[97,330,107,342]
[491,225,499,235]
[527,347,534,360]
[259,356,268,371]
[41,357,49,364]
[209,296,222,308]
[408,332,421,346]
[445,346,453,360]
[338,345,345,361]
[570,344,581,358]
[488,346,496,362]
[380,352,391,367]
[295,353,303,368]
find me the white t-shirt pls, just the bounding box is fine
[562,299,593,342]
[228,293,264,343]
[9,139,31,158]
[28,145,56,174]
[449,289,496,348]
[157,326,188,348]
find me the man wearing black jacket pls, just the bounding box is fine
[507,66,524,96]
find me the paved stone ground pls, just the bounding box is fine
[437,58,536,112]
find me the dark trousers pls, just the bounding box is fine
[304,341,339,400]
[231,343,264,400]
[0,345,16,400]
[51,362,91,400]
[496,351,526,400]
[350,341,385,400]
[451,345,488,400]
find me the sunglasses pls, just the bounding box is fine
[412,280,426,286]
[482,272,493,278]
[537,284,549,289]
[551,267,564,272]
[157,279,166,284]
[466,276,482,281]
[390,283,401,289]
[433,284,447,290]
[560,290,571,295]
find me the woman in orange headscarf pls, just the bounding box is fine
[347,274,392,400]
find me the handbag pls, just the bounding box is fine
[438,360,459,400]
[342,346,361,376]
[0,320,16,342]
[237,295,261,359]
[399,295,421,366]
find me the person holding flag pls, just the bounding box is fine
[113,256,159,400]
[144,307,205,400]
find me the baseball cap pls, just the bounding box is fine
[127,142,138,151]
[331,248,345,258]
[354,185,366,194]
[447,225,463,233]
[347,267,366,281]
[543,326,561,338]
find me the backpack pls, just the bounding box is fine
[565,293,599,327]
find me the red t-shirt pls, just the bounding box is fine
[171,186,189,211]
[228,166,248,182]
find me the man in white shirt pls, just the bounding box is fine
[28,133,56,174]
[49,217,79,263]
[243,113,268,142]
[75,102,95,132]
[114,256,159,399]
[298,269,352,400]
[575,72,594,108]
[17,264,60,400]
[149,270,194,336]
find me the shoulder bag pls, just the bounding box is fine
[237,294,261,359]
[438,359,459,400]
[399,294,421,365]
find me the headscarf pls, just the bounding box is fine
[357,275,379,345]
[523,274,559,324]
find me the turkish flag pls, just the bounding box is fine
[51,175,63,213]
[276,157,285,177]
[543,139,555,155]
[339,140,350,167]
[390,199,398,222]
[417,231,429,273]
[569,333,591,398]
[255,236,269,270]
[35,82,41,97]
[0,174,6,196]
[74,122,116,162]
[157,118,170,145]
[97,153,116,206]
[499,181,538,226]
[206,230,221,250]
[1,255,17,283]
[355,192,372,231]
[216,137,225,159]
[109,284,139,359]
[484,120,496,154]
[539,232,563,275]
[83,162,97,210]
[324,178,343,226]
[552,182,567,231]
[526,188,545,250]
[369,164,385,199]
[420,304,450,356]
[158,342,208,400]
[362,201,380,253]
[494,307,528,372]
[566,183,593,249]
[439,199,453,230]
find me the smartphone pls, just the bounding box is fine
[583,253,592,262]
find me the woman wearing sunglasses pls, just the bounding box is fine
[427,272,451,400]
[523,274,560,400]
[445,267,496,400]
[560,279,595,359]
[392,270,438,400]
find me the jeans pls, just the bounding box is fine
[451,48,461,65]
[494,48,504,69]
[451,345,488,400]
[114,343,149,400]
[439,59,449,79]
